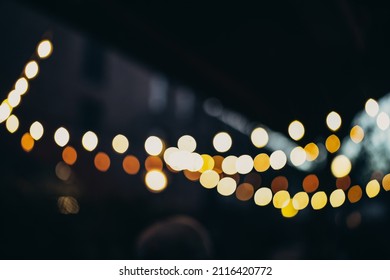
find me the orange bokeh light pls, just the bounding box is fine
[62,146,77,165]
[94,152,111,172]
[123,155,140,175]
[21,132,34,152]
[303,174,319,193]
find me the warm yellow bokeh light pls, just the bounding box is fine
[376,112,389,130]
[213,132,232,153]
[5,114,19,133]
[288,120,305,141]
[217,177,237,196]
[62,146,77,165]
[366,179,380,198]
[311,191,327,210]
[54,127,70,147]
[382,174,390,191]
[250,127,268,148]
[15,77,28,95]
[82,131,98,152]
[325,134,340,153]
[199,154,214,172]
[236,155,253,174]
[199,170,220,189]
[254,187,273,206]
[253,153,270,172]
[21,132,35,152]
[37,40,53,59]
[348,185,362,203]
[236,183,254,201]
[94,152,111,172]
[222,155,238,175]
[290,146,306,166]
[292,192,309,210]
[112,134,129,154]
[123,155,140,175]
[365,98,379,117]
[7,90,21,108]
[331,155,352,178]
[145,136,163,156]
[145,170,167,193]
[350,125,364,144]
[24,60,39,79]
[270,150,287,170]
[304,142,319,161]
[0,102,12,123]
[326,111,342,131]
[330,189,346,208]
[178,135,197,152]
[29,121,44,140]
[273,190,290,209]
[281,200,298,218]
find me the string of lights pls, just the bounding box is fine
[1,35,389,219]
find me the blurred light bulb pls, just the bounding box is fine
[236,155,253,174]
[292,192,309,210]
[178,135,197,152]
[24,61,39,79]
[145,136,163,156]
[7,90,21,108]
[273,190,290,209]
[112,134,129,154]
[365,98,379,117]
[30,121,44,140]
[366,180,380,198]
[199,170,219,189]
[5,114,19,133]
[377,112,390,130]
[330,189,346,208]
[326,111,342,131]
[250,127,268,148]
[311,191,327,210]
[331,155,352,178]
[288,120,305,141]
[145,170,167,193]
[222,155,238,175]
[0,102,12,123]
[37,40,53,59]
[350,125,364,143]
[82,131,98,151]
[270,150,287,170]
[15,78,28,95]
[217,177,237,196]
[54,127,70,147]
[213,132,232,153]
[290,146,306,166]
[254,187,273,206]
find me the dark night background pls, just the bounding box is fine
[1,0,390,259]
